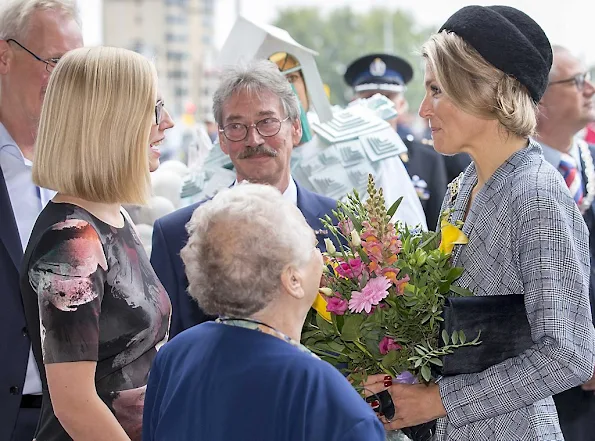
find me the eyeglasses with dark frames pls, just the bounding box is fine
[219,116,290,142]
[549,71,592,91]
[6,39,60,73]
[155,100,165,125]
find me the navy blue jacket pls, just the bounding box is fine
[142,322,385,441]
[0,167,33,440]
[150,181,337,339]
[553,143,595,441]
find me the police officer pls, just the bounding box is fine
[344,53,448,229]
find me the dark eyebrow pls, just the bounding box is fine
[224,114,244,123]
[224,110,278,124]
[257,110,277,117]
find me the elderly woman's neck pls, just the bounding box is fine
[250,305,307,342]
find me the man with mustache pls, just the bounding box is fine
[535,45,595,441]
[151,60,338,339]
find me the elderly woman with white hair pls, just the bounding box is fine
[142,183,384,441]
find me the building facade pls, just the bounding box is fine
[103,0,218,120]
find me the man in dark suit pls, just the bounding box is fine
[0,2,83,440]
[344,53,448,229]
[151,60,337,340]
[536,45,595,441]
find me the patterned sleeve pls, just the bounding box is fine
[439,172,595,427]
[28,219,108,364]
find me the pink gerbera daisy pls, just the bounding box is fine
[348,276,391,313]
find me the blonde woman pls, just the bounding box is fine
[363,6,595,441]
[20,46,172,441]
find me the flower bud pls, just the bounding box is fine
[318,287,333,296]
[350,230,361,247]
[324,238,336,254]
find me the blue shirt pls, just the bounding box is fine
[0,123,55,250]
[538,138,582,172]
[0,122,54,395]
[143,322,385,441]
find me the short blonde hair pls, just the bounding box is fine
[33,46,156,204]
[422,31,537,138]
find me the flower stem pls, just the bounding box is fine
[309,347,341,359]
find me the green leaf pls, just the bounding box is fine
[441,329,449,346]
[414,358,423,368]
[447,267,464,281]
[301,329,321,340]
[341,315,364,341]
[316,313,334,335]
[356,247,370,264]
[471,330,482,343]
[381,349,400,368]
[419,231,440,249]
[415,346,426,356]
[458,330,466,344]
[387,197,403,218]
[347,212,362,233]
[429,358,443,367]
[327,341,345,353]
[451,331,459,345]
[421,364,431,382]
[450,285,473,297]
[334,314,345,332]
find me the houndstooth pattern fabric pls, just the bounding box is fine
[435,141,595,441]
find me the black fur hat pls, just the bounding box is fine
[439,5,553,103]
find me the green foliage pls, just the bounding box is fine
[273,7,436,109]
[302,175,479,384]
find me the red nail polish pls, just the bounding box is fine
[384,380,392,387]
[370,399,380,409]
[384,375,392,381]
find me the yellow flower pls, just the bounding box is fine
[312,292,332,323]
[439,219,468,254]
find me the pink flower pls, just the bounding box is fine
[381,267,400,284]
[362,240,384,262]
[379,336,402,355]
[395,274,410,294]
[339,219,354,237]
[326,297,348,315]
[348,276,391,313]
[335,258,364,279]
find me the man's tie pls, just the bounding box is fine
[559,153,584,205]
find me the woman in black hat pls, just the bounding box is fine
[363,5,595,440]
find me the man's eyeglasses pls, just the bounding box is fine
[6,39,60,73]
[219,116,290,142]
[549,71,592,91]
[155,100,165,125]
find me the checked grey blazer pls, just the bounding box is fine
[435,141,595,440]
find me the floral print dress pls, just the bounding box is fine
[20,202,170,441]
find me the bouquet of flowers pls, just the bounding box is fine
[303,175,480,388]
